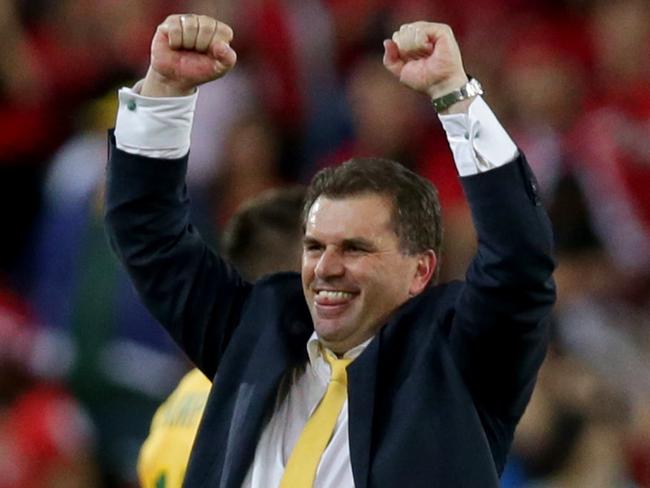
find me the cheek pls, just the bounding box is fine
[366,259,416,300]
[351,261,393,297]
[301,255,315,283]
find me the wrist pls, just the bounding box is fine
[426,74,469,101]
[140,68,195,97]
[439,97,474,115]
[430,77,483,114]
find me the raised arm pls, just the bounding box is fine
[383,22,556,471]
[105,15,245,378]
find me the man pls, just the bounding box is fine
[138,186,306,488]
[105,14,556,487]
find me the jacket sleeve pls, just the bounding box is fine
[448,153,556,470]
[104,132,251,378]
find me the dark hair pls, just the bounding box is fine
[222,186,306,281]
[304,157,443,281]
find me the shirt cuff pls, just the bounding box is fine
[438,96,518,177]
[114,85,198,159]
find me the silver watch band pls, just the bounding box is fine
[431,78,483,112]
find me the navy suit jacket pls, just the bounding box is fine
[105,136,555,487]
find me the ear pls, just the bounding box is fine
[408,250,437,296]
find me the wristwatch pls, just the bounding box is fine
[431,78,483,113]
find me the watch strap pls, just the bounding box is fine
[431,78,484,112]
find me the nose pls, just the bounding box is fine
[315,246,345,279]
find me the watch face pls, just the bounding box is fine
[468,78,484,96]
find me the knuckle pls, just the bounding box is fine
[214,21,226,39]
[167,20,181,34]
[223,24,234,40]
[185,16,198,30]
[200,15,216,28]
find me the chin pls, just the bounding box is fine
[313,319,350,344]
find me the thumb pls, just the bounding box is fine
[210,40,237,68]
[150,23,170,56]
[383,39,404,76]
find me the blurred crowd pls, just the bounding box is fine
[0,0,649,486]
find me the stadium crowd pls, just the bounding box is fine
[0,0,649,486]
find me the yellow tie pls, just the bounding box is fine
[280,351,352,488]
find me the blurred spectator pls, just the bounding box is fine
[510,347,638,488]
[211,110,287,227]
[315,54,429,173]
[500,16,590,195]
[0,280,100,488]
[567,0,650,275]
[0,0,163,280]
[187,67,256,189]
[547,176,650,488]
[235,0,346,179]
[0,0,51,277]
[0,385,99,488]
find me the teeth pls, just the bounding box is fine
[317,290,353,300]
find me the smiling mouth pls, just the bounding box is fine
[316,290,355,301]
[313,289,357,317]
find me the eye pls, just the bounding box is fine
[344,243,369,255]
[303,241,324,253]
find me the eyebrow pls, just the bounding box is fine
[302,236,322,247]
[302,236,378,252]
[342,238,377,251]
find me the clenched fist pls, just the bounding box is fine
[383,22,470,112]
[141,14,237,97]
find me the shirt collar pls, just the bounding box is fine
[306,331,373,367]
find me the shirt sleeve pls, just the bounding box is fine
[114,85,198,159]
[438,96,518,177]
[113,86,515,172]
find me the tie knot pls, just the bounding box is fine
[324,351,352,385]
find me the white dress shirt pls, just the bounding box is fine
[113,86,518,487]
[241,333,370,488]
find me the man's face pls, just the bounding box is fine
[302,194,430,354]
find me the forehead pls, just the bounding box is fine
[305,194,396,242]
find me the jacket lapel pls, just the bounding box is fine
[347,335,380,488]
[219,294,312,488]
[346,290,437,488]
